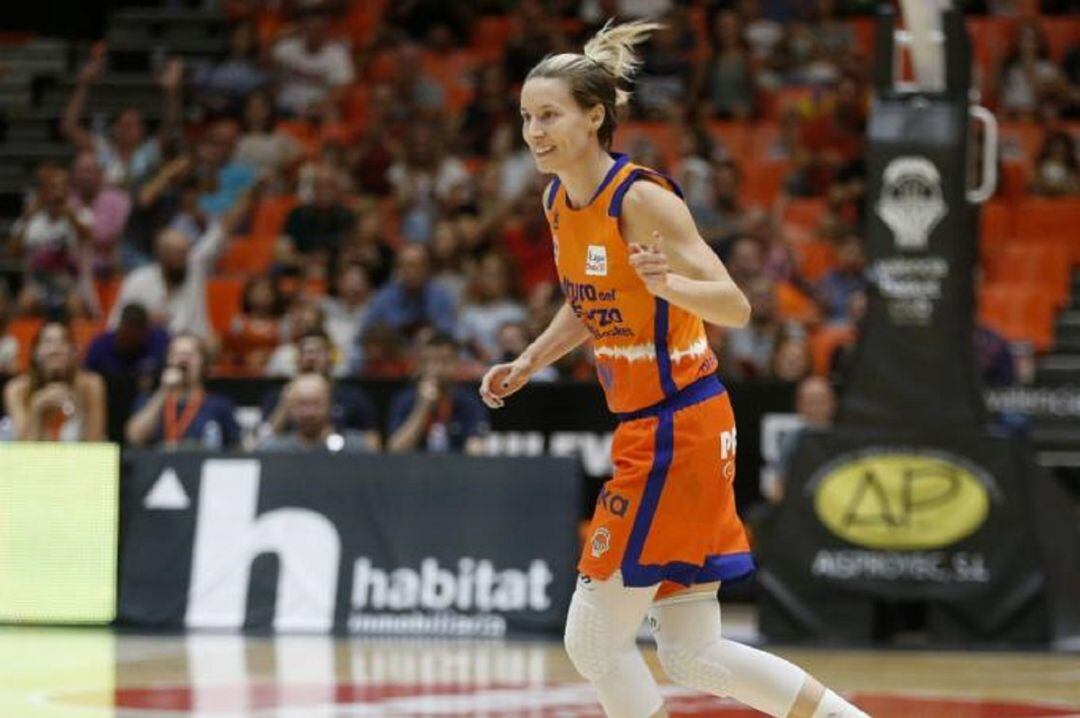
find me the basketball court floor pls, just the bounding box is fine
[3,613,1078,718]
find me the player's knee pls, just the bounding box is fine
[563,594,616,681]
[655,640,733,695]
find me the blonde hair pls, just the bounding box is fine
[526,19,662,149]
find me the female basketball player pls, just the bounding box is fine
[479,20,870,718]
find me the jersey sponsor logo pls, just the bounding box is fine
[590,527,612,558]
[585,245,607,276]
[596,486,630,518]
[812,449,994,550]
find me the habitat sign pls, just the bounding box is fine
[117,452,581,636]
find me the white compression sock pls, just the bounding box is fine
[648,594,869,718]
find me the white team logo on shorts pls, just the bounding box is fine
[590,527,611,558]
[585,245,607,276]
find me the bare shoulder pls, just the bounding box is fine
[620,180,695,238]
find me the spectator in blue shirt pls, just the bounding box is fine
[387,332,488,454]
[83,303,169,381]
[815,235,867,324]
[360,244,456,344]
[125,332,239,450]
[194,121,258,218]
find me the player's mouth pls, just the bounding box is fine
[534,146,555,158]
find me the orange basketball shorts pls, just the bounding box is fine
[579,375,754,599]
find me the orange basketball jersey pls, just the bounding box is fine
[544,153,718,414]
[546,153,753,593]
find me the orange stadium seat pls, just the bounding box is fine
[810,324,856,376]
[986,243,1071,308]
[792,238,838,283]
[472,15,514,61]
[784,199,826,230]
[749,122,787,163]
[776,281,820,325]
[9,317,44,372]
[741,161,791,205]
[1015,197,1080,248]
[70,319,102,361]
[708,122,755,166]
[218,235,275,275]
[422,49,481,114]
[1038,17,1080,62]
[978,283,1056,351]
[847,18,875,58]
[617,122,681,169]
[252,195,299,238]
[979,200,1015,263]
[95,278,121,318]
[207,277,245,336]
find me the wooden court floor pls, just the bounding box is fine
[1,625,1078,717]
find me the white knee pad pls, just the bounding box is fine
[564,587,615,681]
[648,592,733,696]
[563,573,655,680]
[563,574,663,718]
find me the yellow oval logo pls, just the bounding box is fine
[813,452,991,550]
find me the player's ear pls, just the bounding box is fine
[588,104,604,133]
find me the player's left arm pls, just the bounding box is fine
[621,181,751,328]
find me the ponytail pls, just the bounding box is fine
[526,19,662,149]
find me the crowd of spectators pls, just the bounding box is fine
[1,0,1078,452]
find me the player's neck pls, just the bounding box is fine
[559,147,615,210]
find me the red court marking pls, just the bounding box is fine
[55,683,1080,717]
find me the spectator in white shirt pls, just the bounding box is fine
[272,9,355,118]
[108,188,255,343]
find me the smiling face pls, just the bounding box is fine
[520,77,604,175]
[34,324,74,379]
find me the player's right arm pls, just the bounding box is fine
[480,302,590,409]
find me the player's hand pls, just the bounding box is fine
[479,359,532,409]
[628,230,670,294]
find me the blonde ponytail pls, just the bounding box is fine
[525,18,664,149]
[582,19,663,107]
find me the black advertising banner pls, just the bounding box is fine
[118,452,581,636]
[756,429,1080,643]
